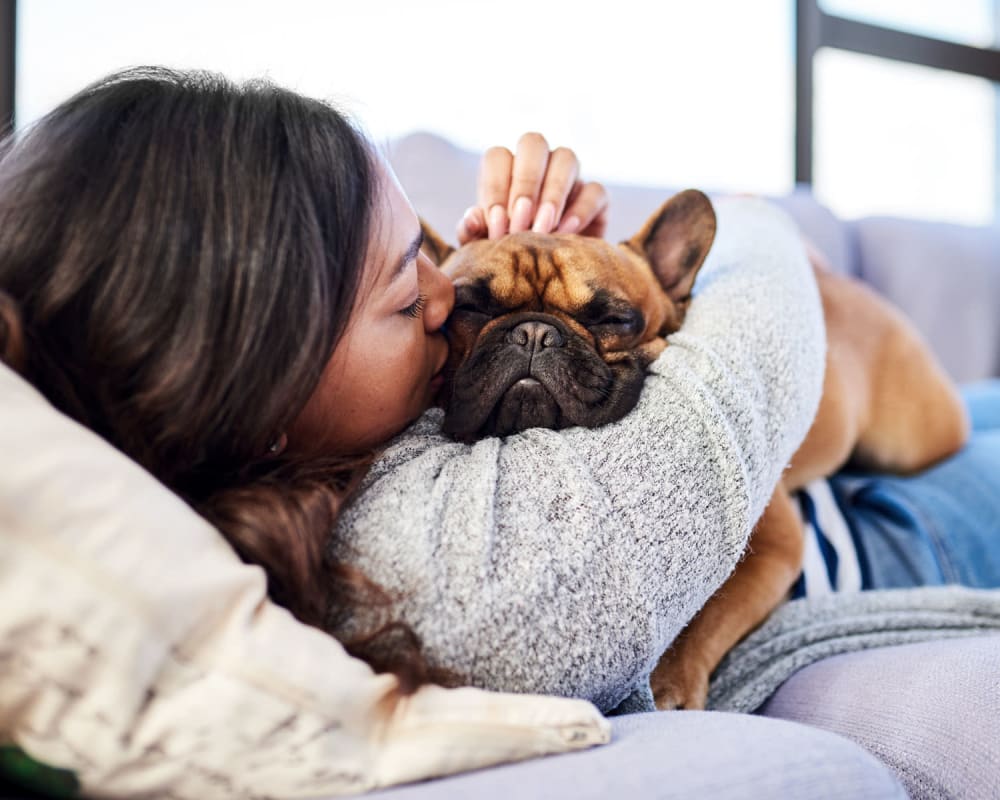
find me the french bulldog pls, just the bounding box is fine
[421,191,969,710]
[424,190,716,440]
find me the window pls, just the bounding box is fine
[814,50,996,224]
[16,0,794,196]
[811,0,998,224]
[14,0,999,223]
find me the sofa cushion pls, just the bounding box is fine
[388,131,480,243]
[760,635,1000,800]
[770,186,857,276]
[851,216,1000,382]
[365,711,906,800]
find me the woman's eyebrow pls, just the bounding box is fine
[389,231,424,285]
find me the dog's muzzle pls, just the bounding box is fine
[441,312,645,441]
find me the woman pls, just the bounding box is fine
[4,66,801,701]
[0,65,621,686]
[0,67,998,797]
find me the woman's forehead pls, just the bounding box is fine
[368,161,420,284]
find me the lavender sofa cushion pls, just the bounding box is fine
[388,132,479,242]
[366,711,905,800]
[851,217,1000,382]
[760,635,1000,800]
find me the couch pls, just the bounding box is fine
[363,133,1000,800]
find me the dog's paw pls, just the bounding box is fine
[650,671,709,711]
[650,648,710,711]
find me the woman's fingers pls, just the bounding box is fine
[464,134,605,240]
[477,146,513,239]
[532,147,579,234]
[456,205,487,246]
[508,133,551,233]
[557,180,609,238]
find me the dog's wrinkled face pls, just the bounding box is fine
[424,190,716,441]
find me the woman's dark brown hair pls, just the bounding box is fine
[0,67,440,692]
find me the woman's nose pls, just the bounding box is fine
[419,252,454,333]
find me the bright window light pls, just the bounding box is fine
[14,0,998,224]
[814,49,996,225]
[16,0,794,196]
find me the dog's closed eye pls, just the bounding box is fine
[590,310,644,335]
[577,290,644,337]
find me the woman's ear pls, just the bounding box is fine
[625,190,716,302]
[419,218,456,266]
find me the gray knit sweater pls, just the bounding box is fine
[333,198,1000,714]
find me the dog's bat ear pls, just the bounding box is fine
[625,190,716,302]
[419,218,456,266]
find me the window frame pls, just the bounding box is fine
[795,0,1000,185]
[0,0,14,134]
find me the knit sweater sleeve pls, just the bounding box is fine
[332,197,825,711]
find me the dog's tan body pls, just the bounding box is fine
[423,193,970,711]
[650,249,970,709]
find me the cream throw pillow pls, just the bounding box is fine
[0,361,609,798]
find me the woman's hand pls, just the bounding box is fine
[457,132,608,244]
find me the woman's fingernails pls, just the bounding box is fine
[558,215,581,234]
[462,206,481,232]
[532,202,557,233]
[510,195,533,233]
[488,204,508,239]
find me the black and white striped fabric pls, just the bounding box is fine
[790,479,865,599]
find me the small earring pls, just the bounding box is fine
[268,432,288,455]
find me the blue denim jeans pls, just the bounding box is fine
[829,380,1000,590]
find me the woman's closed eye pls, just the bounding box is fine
[400,293,427,318]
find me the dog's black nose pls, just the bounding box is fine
[506,320,565,352]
